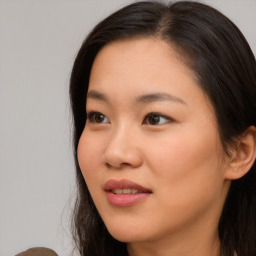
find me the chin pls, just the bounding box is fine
[106,224,146,243]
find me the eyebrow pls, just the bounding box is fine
[87,90,186,105]
[87,90,109,101]
[135,92,186,105]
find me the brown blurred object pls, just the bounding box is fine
[15,247,58,256]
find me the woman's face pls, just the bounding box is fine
[77,38,231,247]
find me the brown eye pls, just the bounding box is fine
[148,115,160,125]
[143,113,171,125]
[88,112,109,124]
[95,113,105,123]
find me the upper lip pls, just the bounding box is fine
[104,179,152,193]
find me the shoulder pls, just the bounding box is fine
[15,247,58,256]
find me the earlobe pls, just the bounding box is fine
[225,126,256,180]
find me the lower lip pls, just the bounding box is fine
[105,191,151,207]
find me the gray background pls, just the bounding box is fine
[0,0,255,255]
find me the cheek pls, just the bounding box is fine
[148,134,218,173]
[77,131,104,187]
[145,126,225,200]
[141,133,226,233]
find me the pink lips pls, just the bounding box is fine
[104,179,152,207]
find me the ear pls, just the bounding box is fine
[225,126,256,180]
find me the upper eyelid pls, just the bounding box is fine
[87,111,110,123]
[87,111,97,119]
[87,111,171,117]
[146,112,168,117]
[87,111,104,116]
[145,112,173,120]
[86,111,174,123]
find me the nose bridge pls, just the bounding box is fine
[103,122,142,168]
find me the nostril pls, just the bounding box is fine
[105,162,112,168]
[103,139,143,169]
[105,162,131,169]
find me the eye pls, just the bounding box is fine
[143,113,172,125]
[87,112,110,124]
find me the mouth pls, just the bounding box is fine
[111,188,141,194]
[104,179,152,207]
[104,179,152,193]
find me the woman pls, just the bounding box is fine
[69,1,256,256]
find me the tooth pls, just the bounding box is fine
[132,188,138,194]
[113,189,122,194]
[122,188,131,194]
[112,188,140,194]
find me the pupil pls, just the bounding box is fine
[95,114,104,123]
[149,115,159,125]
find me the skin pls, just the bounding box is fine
[77,38,233,256]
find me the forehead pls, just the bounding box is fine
[89,38,198,92]
[89,38,206,100]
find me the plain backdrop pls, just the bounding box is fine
[0,0,255,255]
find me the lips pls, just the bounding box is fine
[104,179,152,207]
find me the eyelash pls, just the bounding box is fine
[87,111,173,125]
[87,112,110,124]
[143,112,173,125]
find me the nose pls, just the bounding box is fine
[103,126,143,169]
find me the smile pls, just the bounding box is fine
[112,188,140,194]
[104,179,152,207]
